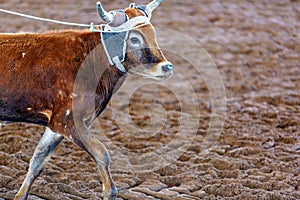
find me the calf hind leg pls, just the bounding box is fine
[15,128,63,200]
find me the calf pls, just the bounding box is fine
[0,0,173,199]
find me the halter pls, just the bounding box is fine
[99,5,151,74]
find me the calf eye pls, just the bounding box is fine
[130,37,141,45]
[128,31,144,49]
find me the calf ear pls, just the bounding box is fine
[109,11,128,27]
[136,5,150,18]
[129,3,135,8]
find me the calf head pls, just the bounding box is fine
[98,0,173,80]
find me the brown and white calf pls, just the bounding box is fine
[0,1,172,199]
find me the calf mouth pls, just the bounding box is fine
[153,73,173,80]
[130,70,173,81]
[129,62,173,81]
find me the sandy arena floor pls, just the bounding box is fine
[0,0,299,199]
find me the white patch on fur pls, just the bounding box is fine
[44,128,62,142]
[66,110,70,116]
[22,52,26,58]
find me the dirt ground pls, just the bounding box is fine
[0,0,299,199]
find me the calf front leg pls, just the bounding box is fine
[15,128,63,200]
[70,125,117,200]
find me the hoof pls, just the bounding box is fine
[103,185,117,200]
[14,193,28,200]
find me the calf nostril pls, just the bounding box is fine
[162,64,173,73]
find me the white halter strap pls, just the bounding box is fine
[100,16,151,73]
[103,16,150,32]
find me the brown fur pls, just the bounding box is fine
[0,30,124,137]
